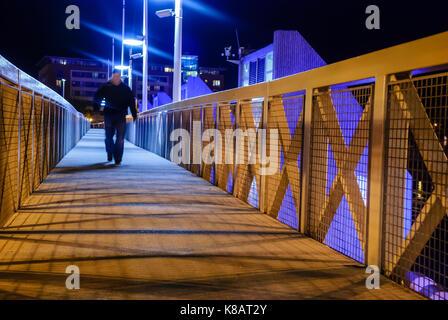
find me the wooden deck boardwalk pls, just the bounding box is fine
[0,129,422,299]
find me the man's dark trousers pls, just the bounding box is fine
[104,113,126,163]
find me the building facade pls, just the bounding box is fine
[37,56,109,117]
[238,30,326,87]
[38,56,226,114]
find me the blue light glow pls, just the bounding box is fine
[227,171,233,194]
[404,170,413,238]
[153,0,232,22]
[325,195,365,263]
[277,184,298,229]
[248,178,259,208]
[323,88,368,263]
[82,20,173,60]
[354,145,369,206]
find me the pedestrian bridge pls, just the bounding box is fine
[0,32,447,299]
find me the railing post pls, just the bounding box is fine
[232,100,242,196]
[40,99,44,183]
[31,91,35,192]
[188,109,192,172]
[259,94,269,213]
[299,88,314,233]
[165,112,169,159]
[17,70,22,208]
[213,103,220,186]
[47,100,51,175]
[366,73,389,267]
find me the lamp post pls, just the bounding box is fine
[61,78,66,99]
[123,38,144,103]
[121,0,126,77]
[156,0,183,102]
[111,37,115,78]
[142,0,149,111]
[173,0,182,102]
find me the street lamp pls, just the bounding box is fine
[119,1,148,111]
[156,0,182,102]
[61,78,66,99]
[142,0,149,112]
[121,0,126,77]
[123,39,144,46]
[115,65,130,71]
[155,9,174,18]
[123,37,144,98]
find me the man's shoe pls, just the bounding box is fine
[114,159,122,165]
[107,154,113,162]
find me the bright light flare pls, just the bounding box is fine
[123,39,144,46]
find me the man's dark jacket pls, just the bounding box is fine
[93,81,138,119]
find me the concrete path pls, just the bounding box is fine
[0,129,422,299]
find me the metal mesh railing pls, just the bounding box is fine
[123,32,448,300]
[216,103,236,194]
[308,85,373,263]
[233,100,262,209]
[0,56,89,225]
[383,72,448,300]
[266,94,304,229]
[201,105,216,184]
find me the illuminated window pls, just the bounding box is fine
[242,62,249,87]
[266,51,273,81]
[213,80,221,87]
[164,67,174,73]
[56,79,62,87]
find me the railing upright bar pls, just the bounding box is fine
[214,103,220,186]
[299,88,314,234]
[31,91,35,192]
[259,94,269,213]
[366,74,389,267]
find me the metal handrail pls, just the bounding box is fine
[0,54,83,117]
[133,30,448,115]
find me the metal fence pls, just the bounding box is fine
[383,72,448,300]
[125,31,448,299]
[0,55,89,225]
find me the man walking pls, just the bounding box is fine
[94,70,138,165]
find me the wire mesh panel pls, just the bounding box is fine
[49,102,55,169]
[180,110,191,170]
[233,100,263,209]
[166,111,174,161]
[19,92,33,202]
[33,96,43,188]
[0,67,87,226]
[172,111,182,163]
[158,113,165,158]
[383,72,448,300]
[201,105,215,184]
[216,103,236,194]
[266,94,304,230]
[190,108,201,176]
[142,115,146,149]
[0,84,20,223]
[308,85,372,263]
[55,106,60,163]
[41,100,50,180]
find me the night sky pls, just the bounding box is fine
[1,0,447,88]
